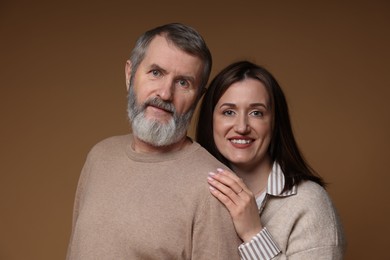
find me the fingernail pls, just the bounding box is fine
[216,168,224,173]
[207,176,214,182]
[209,186,215,191]
[209,171,216,176]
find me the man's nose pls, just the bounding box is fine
[156,79,174,101]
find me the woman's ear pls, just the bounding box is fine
[125,60,132,91]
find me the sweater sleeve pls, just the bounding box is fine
[66,151,93,259]
[238,227,281,260]
[191,191,242,259]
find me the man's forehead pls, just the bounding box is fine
[142,36,203,77]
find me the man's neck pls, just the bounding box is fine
[131,135,192,154]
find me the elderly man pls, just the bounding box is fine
[67,23,241,259]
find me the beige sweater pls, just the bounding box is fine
[67,134,241,259]
[260,181,346,259]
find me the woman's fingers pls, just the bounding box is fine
[216,168,242,183]
[207,173,241,202]
[208,185,237,212]
[208,171,263,242]
[209,169,249,195]
[207,168,255,213]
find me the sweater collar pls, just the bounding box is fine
[126,134,200,162]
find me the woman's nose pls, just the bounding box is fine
[234,116,250,133]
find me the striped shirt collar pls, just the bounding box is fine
[266,162,297,197]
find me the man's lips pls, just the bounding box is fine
[147,105,173,114]
[144,97,175,114]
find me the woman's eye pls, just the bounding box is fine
[250,110,264,117]
[223,110,235,116]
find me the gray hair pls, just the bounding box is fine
[129,23,212,96]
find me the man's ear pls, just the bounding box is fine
[125,60,132,91]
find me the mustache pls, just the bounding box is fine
[143,97,175,114]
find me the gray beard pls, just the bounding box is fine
[127,85,194,147]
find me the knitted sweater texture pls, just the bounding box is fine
[260,181,346,259]
[67,134,241,260]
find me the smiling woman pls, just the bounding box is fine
[196,61,346,259]
[212,78,272,170]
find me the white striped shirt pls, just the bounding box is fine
[238,162,297,260]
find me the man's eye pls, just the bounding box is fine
[178,79,189,87]
[151,70,161,77]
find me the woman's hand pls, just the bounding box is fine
[207,168,263,243]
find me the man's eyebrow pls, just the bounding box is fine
[149,64,168,74]
[150,63,196,84]
[178,75,196,84]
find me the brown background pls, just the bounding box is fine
[1,0,389,259]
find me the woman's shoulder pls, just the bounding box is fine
[296,180,328,198]
[266,180,336,217]
[266,180,344,238]
[264,183,346,256]
[276,181,343,230]
[291,180,334,210]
